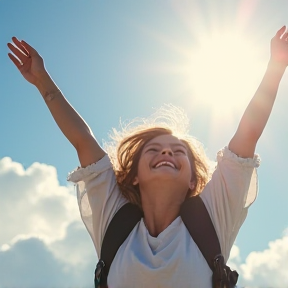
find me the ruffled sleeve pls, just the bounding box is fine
[67,155,128,256]
[200,146,260,262]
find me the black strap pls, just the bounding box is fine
[96,203,143,287]
[180,195,221,270]
[181,196,238,287]
[96,196,238,287]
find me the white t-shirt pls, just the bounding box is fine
[67,146,260,288]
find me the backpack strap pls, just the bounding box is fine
[180,195,238,287]
[95,196,238,288]
[95,203,143,288]
[180,195,221,270]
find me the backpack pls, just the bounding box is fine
[94,195,238,288]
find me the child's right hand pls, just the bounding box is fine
[7,37,47,86]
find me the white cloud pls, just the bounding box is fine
[0,237,69,288]
[0,157,79,246]
[49,221,96,267]
[239,236,288,287]
[227,238,288,288]
[0,233,95,288]
[227,244,241,273]
[229,244,241,261]
[0,157,96,288]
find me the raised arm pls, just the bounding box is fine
[229,26,288,158]
[7,37,106,167]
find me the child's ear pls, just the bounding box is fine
[189,180,195,191]
[133,176,139,185]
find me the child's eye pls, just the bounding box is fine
[147,148,158,152]
[175,149,186,154]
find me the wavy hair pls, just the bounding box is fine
[104,105,211,208]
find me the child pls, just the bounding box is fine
[7,26,288,287]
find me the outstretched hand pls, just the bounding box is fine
[7,37,46,86]
[271,26,288,66]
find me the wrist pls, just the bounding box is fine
[35,71,59,96]
[268,58,287,72]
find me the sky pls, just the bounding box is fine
[0,0,288,287]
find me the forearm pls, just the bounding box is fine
[229,60,286,158]
[228,27,288,158]
[36,71,95,150]
[237,60,286,141]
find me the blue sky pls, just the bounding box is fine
[1,0,288,287]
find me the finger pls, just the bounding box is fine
[7,42,29,63]
[276,26,286,38]
[20,40,38,57]
[11,37,29,56]
[8,53,23,70]
[281,32,288,41]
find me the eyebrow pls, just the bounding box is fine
[145,142,188,150]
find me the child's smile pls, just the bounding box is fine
[133,134,194,193]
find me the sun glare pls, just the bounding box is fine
[142,23,266,118]
[136,2,276,154]
[188,30,265,114]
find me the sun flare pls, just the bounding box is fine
[142,24,266,117]
[188,30,265,113]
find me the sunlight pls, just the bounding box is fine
[188,30,265,114]
[139,22,266,119]
[137,10,268,140]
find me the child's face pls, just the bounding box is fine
[133,134,195,193]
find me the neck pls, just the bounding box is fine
[141,186,185,237]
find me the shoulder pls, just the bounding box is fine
[67,154,128,256]
[199,146,261,261]
[67,154,113,183]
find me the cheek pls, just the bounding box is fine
[183,159,194,180]
[135,157,147,179]
[182,156,192,170]
[185,156,194,176]
[135,154,155,182]
[138,153,151,169]
[139,164,149,177]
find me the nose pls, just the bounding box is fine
[161,148,173,156]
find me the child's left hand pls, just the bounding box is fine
[270,26,288,66]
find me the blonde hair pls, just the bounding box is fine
[104,104,211,208]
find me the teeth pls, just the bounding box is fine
[155,161,175,169]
